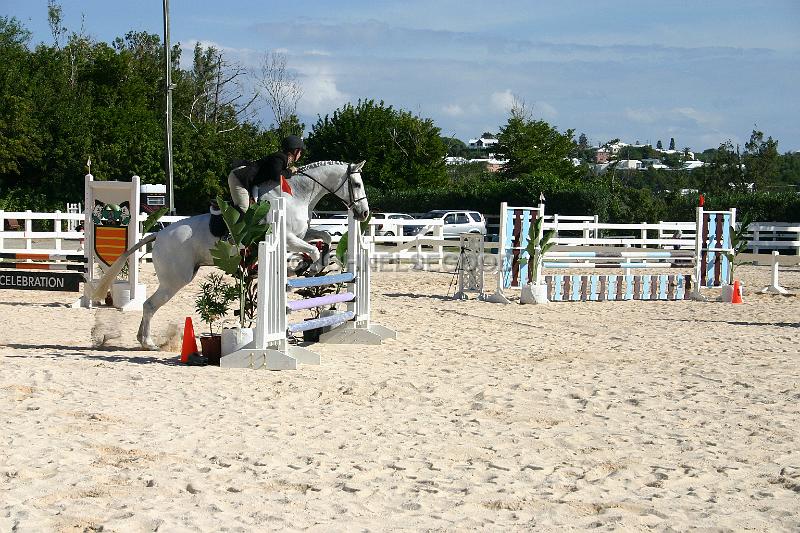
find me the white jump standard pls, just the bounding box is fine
[220,197,395,370]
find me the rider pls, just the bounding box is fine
[227,134,305,211]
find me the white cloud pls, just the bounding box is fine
[673,107,723,128]
[534,101,558,120]
[625,106,722,128]
[297,68,350,115]
[625,108,660,124]
[442,104,465,117]
[490,90,516,113]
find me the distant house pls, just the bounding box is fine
[641,158,670,170]
[615,159,643,170]
[682,160,705,171]
[445,156,506,172]
[594,148,610,164]
[467,137,499,150]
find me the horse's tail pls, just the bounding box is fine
[90,233,158,300]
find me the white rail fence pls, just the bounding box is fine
[2,209,798,269]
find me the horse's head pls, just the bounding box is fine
[344,160,370,221]
[295,160,371,221]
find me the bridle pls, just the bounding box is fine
[297,163,368,211]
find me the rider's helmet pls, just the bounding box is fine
[281,135,305,152]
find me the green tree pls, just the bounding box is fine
[306,99,447,191]
[495,103,580,181]
[742,129,779,191]
[442,136,468,157]
[697,140,744,194]
[0,17,41,178]
[669,137,675,150]
[656,139,663,150]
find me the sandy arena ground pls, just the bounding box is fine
[1,262,799,531]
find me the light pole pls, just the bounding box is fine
[163,0,174,213]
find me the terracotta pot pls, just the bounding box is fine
[199,334,222,366]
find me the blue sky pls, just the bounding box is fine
[5,0,800,151]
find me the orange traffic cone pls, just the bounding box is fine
[731,280,743,304]
[180,316,199,363]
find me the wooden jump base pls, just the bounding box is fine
[479,203,735,304]
[220,197,395,370]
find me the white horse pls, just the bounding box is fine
[92,160,370,349]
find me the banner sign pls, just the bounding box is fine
[0,270,83,292]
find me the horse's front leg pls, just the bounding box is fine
[286,233,322,274]
[302,228,333,270]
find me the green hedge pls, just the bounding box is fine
[367,177,800,223]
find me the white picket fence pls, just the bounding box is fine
[1,208,798,269]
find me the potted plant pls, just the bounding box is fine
[721,214,751,302]
[194,272,238,365]
[519,215,555,304]
[209,197,271,355]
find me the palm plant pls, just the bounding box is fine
[519,215,556,284]
[722,214,752,282]
[209,197,271,328]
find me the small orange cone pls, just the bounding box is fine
[180,317,199,363]
[731,280,743,304]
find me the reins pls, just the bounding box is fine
[297,163,367,211]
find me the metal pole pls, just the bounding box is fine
[163,0,175,213]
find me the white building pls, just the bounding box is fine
[682,160,705,171]
[467,137,499,150]
[641,158,670,170]
[615,159,643,170]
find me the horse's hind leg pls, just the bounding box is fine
[137,284,184,350]
[138,258,197,350]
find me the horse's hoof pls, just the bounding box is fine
[139,338,159,351]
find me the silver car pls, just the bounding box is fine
[416,210,487,237]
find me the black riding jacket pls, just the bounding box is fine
[233,151,292,190]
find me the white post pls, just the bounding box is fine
[80,173,94,308]
[54,210,63,252]
[760,251,789,294]
[25,212,33,251]
[693,206,703,291]
[752,227,760,254]
[728,208,737,286]
[485,202,511,303]
[0,210,5,251]
[436,223,444,269]
[535,202,545,286]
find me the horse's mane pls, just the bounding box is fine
[297,160,349,172]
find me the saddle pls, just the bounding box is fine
[208,198,245,239]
